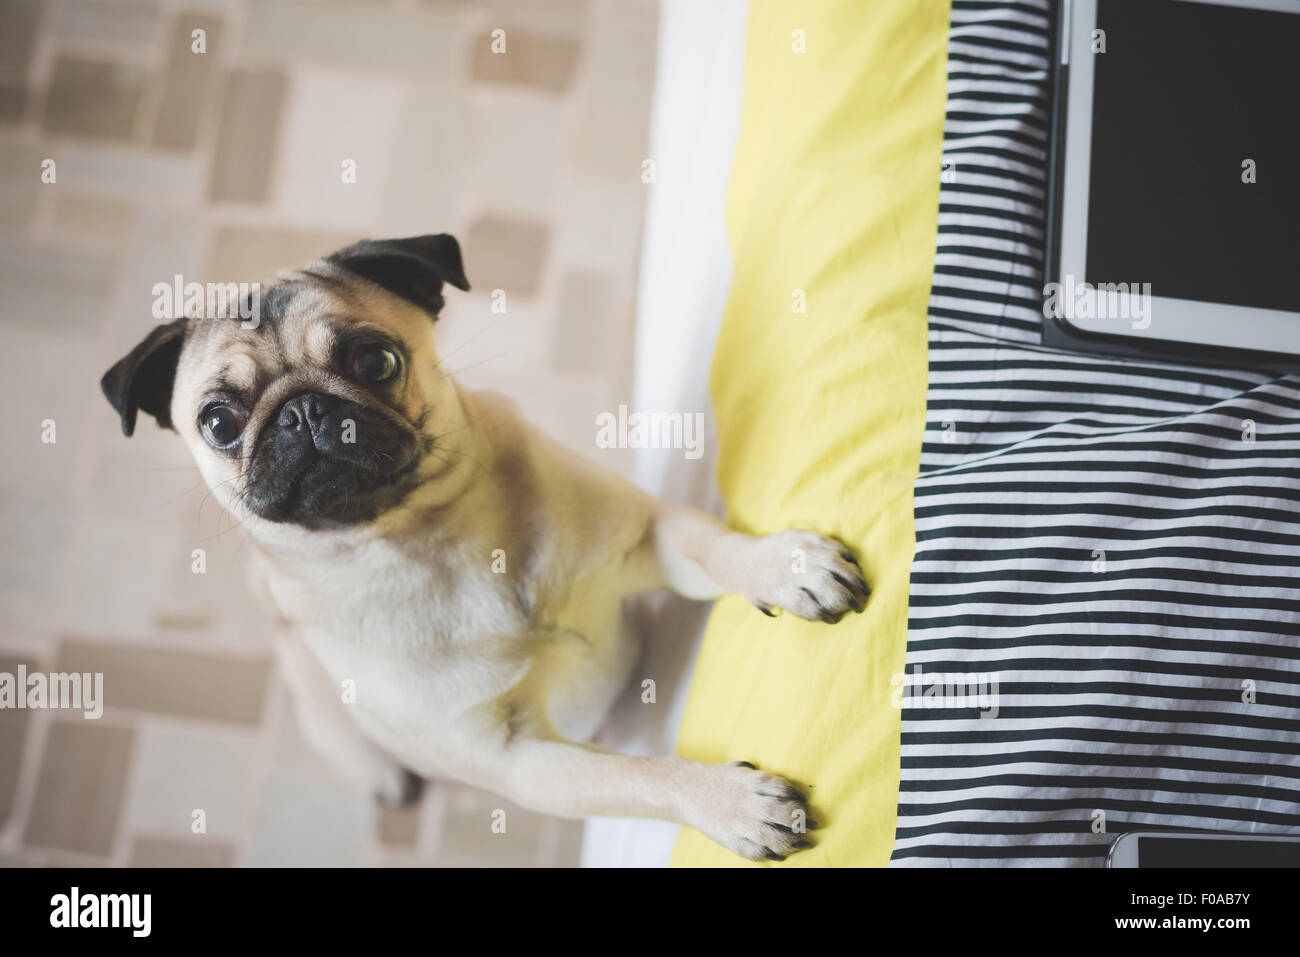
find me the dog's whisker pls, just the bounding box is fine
[436,352,512,380]
[140,474,209,512]
[429,315,508,378]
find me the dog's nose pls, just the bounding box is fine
[275,392,340,441]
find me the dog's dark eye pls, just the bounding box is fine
[352,344,401,384]
[199,403,245,449]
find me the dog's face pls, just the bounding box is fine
[101,234,472,538]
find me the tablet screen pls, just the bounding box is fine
[1139,836,1300,867]
[1086,0,1300,314]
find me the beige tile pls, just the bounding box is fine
[466,97,566,221]
[550,267,620,374]
[0,329,138,628]
[377,802,422,847]
[549,819,584,867]
[49,192,136,250]
[0,140,45,232]
[126,723,256,838]
[376,79,466,237]
[479,0,590,37]
[43,57,146,142]
[0,654,35,829]
[128,833,235,867]
[461,214,549,298]
[573,2,657,179]
[0,86,27,124]
[244,705,371,867]
[84,422,199,528]
[204,224,360,285]
[150,610,211,632]
[513,371,635,478]
[0,487,74,603]
[208,611,280,657]
[54,517,175,639]
[0,328,99,597]
[0,239,116,334]
[207,68,288,203]
[87,421,194,540]
[151,13,224,151]
[431,294,548,390]
[432,784,546,867]
[0,0,42,90]
[270,67,406,229]
[23,719,134,856]
[0,285,113,543]
[52,142,203,207]
[553,173,646,272]
[134,473,282,656]
[53,639,270,726]
[156,497,281,655]
[51,0,162,53]
[243,1,462,74]
[95,207,208,349]
[468,29,580,94]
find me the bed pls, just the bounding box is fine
[584,0,1300,867]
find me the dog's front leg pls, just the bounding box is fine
[273,629,422,807]
[649,505,869,621]
[475,735,814,861]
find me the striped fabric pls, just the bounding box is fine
[890,0,1300,866]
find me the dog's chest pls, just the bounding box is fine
[262,538,637,744]
[269,541,523,654]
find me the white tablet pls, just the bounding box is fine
[1051,0,1300,359]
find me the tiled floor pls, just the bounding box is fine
[0,0,658,867]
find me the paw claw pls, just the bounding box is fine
[697,763,818,861]
[746,531,869,624]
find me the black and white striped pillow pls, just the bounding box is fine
[890,0,1300,867]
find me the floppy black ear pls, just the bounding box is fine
[100,319,188,437]
[327,233,470,319]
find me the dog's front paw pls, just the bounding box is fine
[748,530,868,623]
[690,762,817,861]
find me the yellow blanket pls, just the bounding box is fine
[671,0,949,866]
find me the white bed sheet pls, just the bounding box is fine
[578,0,750,868]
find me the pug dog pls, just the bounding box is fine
[101,234,869,862]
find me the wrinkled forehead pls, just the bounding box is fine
[178,265,423,396]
